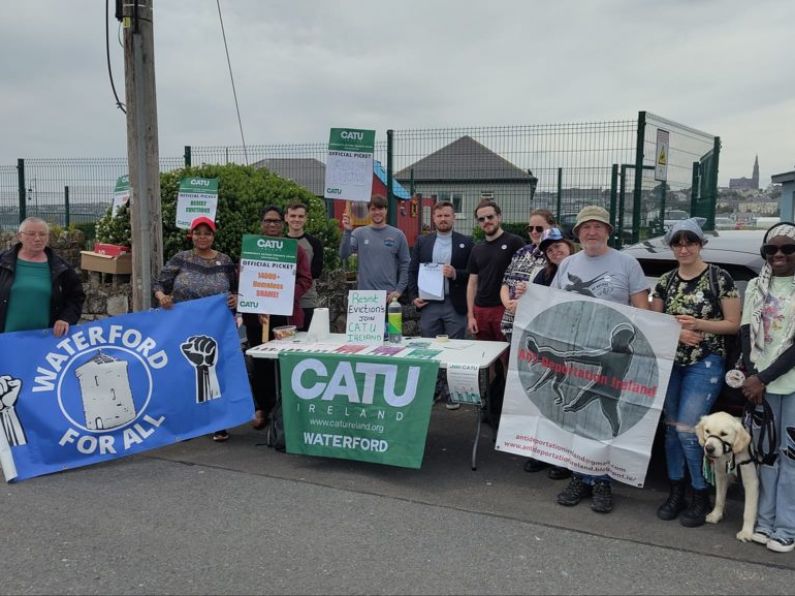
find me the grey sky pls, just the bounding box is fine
[1,0,793,186]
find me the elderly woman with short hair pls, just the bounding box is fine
[0,217,84,336]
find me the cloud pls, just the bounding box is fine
[0,0,793,188]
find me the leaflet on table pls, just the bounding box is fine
[404,348,442,360]
[446,362,482,405]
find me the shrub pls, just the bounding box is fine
[93,164,341,270]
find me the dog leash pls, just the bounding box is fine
[743,399,778,466]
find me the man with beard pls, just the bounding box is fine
[409,201,473,341]
[466,200,526,342]
[339,195,410,304]
[408,201,474,409]
[466,200,525,418]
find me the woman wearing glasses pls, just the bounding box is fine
[651,218,740,528]
[0,217,84,336]
[243,205,312,432]
[740,222,795,553]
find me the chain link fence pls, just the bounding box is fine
[0,112,718,246]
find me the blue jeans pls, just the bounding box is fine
[754,391,795,542]
[663,353,724,490]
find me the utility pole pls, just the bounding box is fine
[122,0,162,311]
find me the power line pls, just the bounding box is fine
[105,0,126,113]
[216,0,249,165]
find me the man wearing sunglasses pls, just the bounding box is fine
[466,200,526,342]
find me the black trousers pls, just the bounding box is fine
[244,314,290,416]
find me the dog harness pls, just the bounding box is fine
[702,432,755,486]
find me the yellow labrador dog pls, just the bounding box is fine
[695,412,759,542]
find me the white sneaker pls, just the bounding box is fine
[751,530,770,545]
[445,402,461,410]
[767,537,795,553]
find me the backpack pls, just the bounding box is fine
[264,402,286,452]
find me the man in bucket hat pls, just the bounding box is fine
[550,205,649,514]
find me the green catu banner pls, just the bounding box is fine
[279,352,438,469]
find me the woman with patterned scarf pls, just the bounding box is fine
[740,222,795,553]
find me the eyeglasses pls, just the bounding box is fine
[21,231,48,238]
[476,214,496,223]
[262,219,283,225]
[671,241,700,250]
[762,244,795,256]
[527,226,545,234]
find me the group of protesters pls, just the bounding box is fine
[2,197,794,554]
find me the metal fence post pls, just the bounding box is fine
[690,161,700,215]
[184,145,191,167]
[632,111,646,244]
[17,158,26,223]
[556,167,562,222]
[609,164,618,246]
[618,164,628,249]
[387,129,396,227]
[707,136,720,230]
[64,185,70,228]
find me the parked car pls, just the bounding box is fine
[621,229,765,297]
[622,229,766,415]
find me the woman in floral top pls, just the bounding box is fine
[499,209,555,343]
[651,218,740,528]
[153,216,238,442]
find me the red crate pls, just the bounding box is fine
[93,243,130,257]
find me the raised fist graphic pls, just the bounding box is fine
[0,375,27,447]
[181,336,221,403]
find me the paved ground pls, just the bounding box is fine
[1,404,793,595]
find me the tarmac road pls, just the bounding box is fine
[1,404,793,595]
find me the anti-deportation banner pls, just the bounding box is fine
[323,128,375,203]
[237,235,297,316]
[0,294,253,483]
[495,285,679,487]
[111,175,130,216]
[175,177,219,229]
[280,352,438,469]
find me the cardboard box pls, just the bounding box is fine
[81,251,132,275]
[93,243,130,257]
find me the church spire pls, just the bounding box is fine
[752,155,759,188]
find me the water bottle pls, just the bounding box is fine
[387,297,402,344]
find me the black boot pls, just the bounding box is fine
[680,488,711,527]
[657,480,687,521]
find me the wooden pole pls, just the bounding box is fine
[123,0,163,311]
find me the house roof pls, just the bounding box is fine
[254,158,411,200]
[395,135,531,183]
[253,158,326,196]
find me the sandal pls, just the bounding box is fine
[212,430,229,442]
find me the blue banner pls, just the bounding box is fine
[0,294,253,482]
